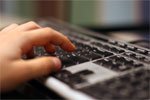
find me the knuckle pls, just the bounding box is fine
[28,21,38,26]
[44,27,52,33]
[11,23,18,26]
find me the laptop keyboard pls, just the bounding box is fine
[32,19,150,99]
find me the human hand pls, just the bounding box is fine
[0,21,76,92]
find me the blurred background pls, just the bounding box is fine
[0,0,149,47]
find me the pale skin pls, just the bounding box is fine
[0,21,76,92]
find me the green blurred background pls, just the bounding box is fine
[0,0,149,30]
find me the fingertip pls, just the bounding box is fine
[66,43,76,52]
[71,43,76,50]
[52,57,62,71]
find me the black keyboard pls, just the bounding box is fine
[31,19,150,99]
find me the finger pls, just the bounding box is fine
[23,27,76,52]
[15,57,61,81]
[44,44,56,53]
[16,21,41,31]
[1,24,18,32]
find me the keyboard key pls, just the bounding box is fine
[110,47,119,53]
[69,56,89,64]
[94,59,113,68]
[108,40,118,45]
[92,48,113,57]
[118,49,125,53]
[83,52,102,60]
[103,51,113,57]
[111,63,121,69]
[118,42,127,48]
[54,70,86,85]
[127,45,137,51]
[115,56,126,64]
[133,63,144,68]
[91,42,103,47]
[54,70,72,79]
[137,48,147,54]
[103,45,111,50]
[74,70,94,76]
[69,74,86,84]
[60,57,76,68]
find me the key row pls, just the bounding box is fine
[123,52,150,64]
[108,40,150,56]
[94,55,144,72]
[91,42,125,54]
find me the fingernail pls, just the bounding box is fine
[52,58,61,71]
[70,43,76,51]
[72,44,76,49]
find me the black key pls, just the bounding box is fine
[135,55,145,60]
[111,63,121,68]
[60,57,76,67]
[143,58,150,64]
[133,63,144,68]
[69,56,89,64]
[102,60,113,67]
[76,50,91,56]
[118,42,127,48]
[109,40,118,45]
[115,56,126,64]
[69,74,86,84]
[142,50,149,55]
[74,70,94,76]
[92,48,104,55]
[54,70,72,79]
[137,48,147,54]
[94,59,113,68]
[92,48,113,57]
[124,52,136,58]
[110,47,119,53]
[127,45,137,51]
[102,45,111,50]
[118,49,125,53]
[83,52,102,60]
[84,45,94,51]
[110,47,125,53]
[124,59,134,65]
[103,51,113,57]
[54,70,85,85]
[91,42,103,47]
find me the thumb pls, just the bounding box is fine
[17,57,61,80]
